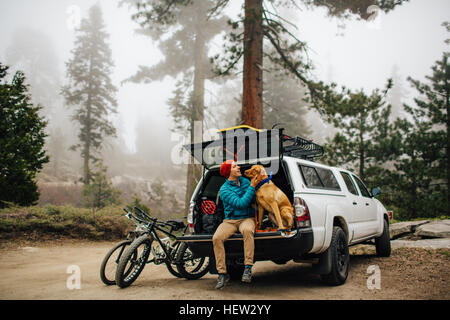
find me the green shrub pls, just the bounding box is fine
[0,204,133,240]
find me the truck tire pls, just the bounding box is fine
[375,219,391,257]
[320,226,349,286]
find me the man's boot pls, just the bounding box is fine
[215,273,230,289]
[241,266,252,283]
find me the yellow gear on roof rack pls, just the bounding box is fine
[217,125,262,132]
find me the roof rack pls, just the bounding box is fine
[281,134,324,161]
[183,125,323,168]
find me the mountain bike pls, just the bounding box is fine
[113,207,209,288]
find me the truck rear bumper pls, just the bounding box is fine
[176,228,314,261]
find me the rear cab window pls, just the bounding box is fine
[352,174,371,198]
[201,175,226,198]
[298,164,341,191]
[340,171,359,195]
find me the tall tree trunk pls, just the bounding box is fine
[445,61,449,216]
[184,119,195,215]
[411,152,418,219]
[359,116,365,180]
[84,57,94,185]
[83,106,91,184]
[242,0,263,129]
[184,23,206,214]
[192,24,205,185]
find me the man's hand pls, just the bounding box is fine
[250,175,260,188]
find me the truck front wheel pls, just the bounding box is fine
[375,219,391,257]
[320,226,349,286]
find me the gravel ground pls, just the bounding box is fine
[0,239,448,300]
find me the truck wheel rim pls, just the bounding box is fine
[337,235,348,273]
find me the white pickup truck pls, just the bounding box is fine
[178,126,391,285]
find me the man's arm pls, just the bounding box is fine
[220,183,255,210]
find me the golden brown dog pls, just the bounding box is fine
[244,165,294,230]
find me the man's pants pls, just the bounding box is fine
[212,218,255,274]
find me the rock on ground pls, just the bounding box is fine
[389,220,430,239]
[391,238,450,249]
[414,220,450,238]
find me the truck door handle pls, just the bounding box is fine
[353,202,357,205]
[365,203,369,206]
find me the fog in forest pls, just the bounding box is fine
[1,0,449,215]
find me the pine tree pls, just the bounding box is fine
[404,51,449,216]
[0,63,49,207]
[83,161,122,210]
[210,0,409,128]
[62,5,118,184]
[314,80,394,183]
[388,111,439,219]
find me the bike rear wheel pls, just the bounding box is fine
[100,239,133,285]
[115,235,152,288]
[175,242,209,280]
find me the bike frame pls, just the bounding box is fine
[123,207,188,265]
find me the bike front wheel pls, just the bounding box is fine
[100,239,133,285]
[175,242,209,280]
[115,235,152,288]
[164,241,184,278]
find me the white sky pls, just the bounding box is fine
[0,0,449,153]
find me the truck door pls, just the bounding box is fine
[351,174,378,239]
[339,171,361,240]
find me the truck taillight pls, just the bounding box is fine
[187,203,194,233]
[294,197,311,228]
[387,210,393,220]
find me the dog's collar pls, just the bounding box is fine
[255,173,272,191]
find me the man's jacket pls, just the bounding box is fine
[219,177,255,220]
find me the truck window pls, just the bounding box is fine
[340,172,359,195]
[352,175,371,198]
[299,164,341,191]
[201,175,226,198]
[316,167,341,191]
[299,165,322,188]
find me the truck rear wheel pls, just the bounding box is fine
[375,219,391,257]
[320,226,349,286]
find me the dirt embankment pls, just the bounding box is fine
[0,240,448,300]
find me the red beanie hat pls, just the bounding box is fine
[220,160,234,178]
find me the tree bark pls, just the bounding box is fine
[242,0,263,129]
[445,56,449,216]
[84,106,91,184]
[184,21,206,214]
[84,59,93,185]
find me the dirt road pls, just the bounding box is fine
[0,240,448,300]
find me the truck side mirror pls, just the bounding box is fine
[371,187,381,197]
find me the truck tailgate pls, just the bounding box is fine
[177,230,287,242]
[176,228,314,261]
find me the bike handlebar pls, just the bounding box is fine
[123,207,184,231]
